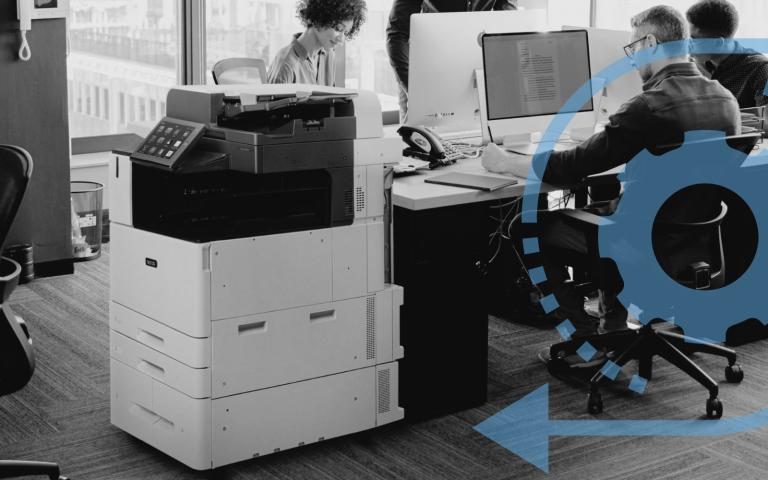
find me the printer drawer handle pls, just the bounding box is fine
[309,309,336,322]
[129,403,175,430]
[136,329,165,349]
[238,321,267,335]
[137,359,165,378]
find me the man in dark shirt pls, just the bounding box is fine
[686,0,768,108]
[482,6,740,365]
[386,0,517,120]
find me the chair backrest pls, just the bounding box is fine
[212,58,268,85]
[653,200,728,289]
[0,145,33,254]
[650,133,761,290]
[0,145,35,396]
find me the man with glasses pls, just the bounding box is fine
[686,0,768,108]
[482,5,740,368]
[267,0,367,86]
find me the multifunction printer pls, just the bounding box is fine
[108,84,403,469]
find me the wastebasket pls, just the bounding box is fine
[1,244,34,284]
[70,181,103,261]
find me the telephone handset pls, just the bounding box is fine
[397,125,460,169]
[398,125,446,159]
[16,0,32,61]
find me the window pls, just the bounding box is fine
[128,94,135,123]
[119,92,125,124]
[204,0,303,85]
[94,86,101,118]
[150,99,157,122]
[66,0,768,146]
[544,0,591,28]
[343,0,399,112]
[103,88,110,120]
[203,0,399,112]
[67,0,180,138]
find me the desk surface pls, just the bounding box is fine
[393,157,558,211]
[390,133,766,211]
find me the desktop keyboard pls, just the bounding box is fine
[442,140,483,162]
[442,141,466,162]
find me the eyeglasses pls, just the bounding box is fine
[623,35,649,58]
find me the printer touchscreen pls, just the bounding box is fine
[131,117,205,171]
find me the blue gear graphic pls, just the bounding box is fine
[597,130,768,342]
[517,38,768,347]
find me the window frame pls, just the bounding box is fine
[72,0,602,152]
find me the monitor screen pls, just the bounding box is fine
[482,30,593,121]
[406,10,547,134]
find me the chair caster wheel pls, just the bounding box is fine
[706,398,723,419]
[587,392,603,415]
[548,355,568,374]
[725,364,743,383]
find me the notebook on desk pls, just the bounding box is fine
[424,172,518,192]
[503,141,572,155]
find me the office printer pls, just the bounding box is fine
[124,84,396,242]
[109,85,404,469]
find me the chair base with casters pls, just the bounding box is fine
[543,190,745,419]
[547,321,743,419]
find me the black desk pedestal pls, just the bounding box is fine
[394,203,489,421]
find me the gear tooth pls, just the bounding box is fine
[741,150,768,169]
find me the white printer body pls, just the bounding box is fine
[109,85,404,470]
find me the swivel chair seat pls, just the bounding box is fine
[211,58,267,85]
[545,133,760,419]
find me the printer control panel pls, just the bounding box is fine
[131,117,205,171]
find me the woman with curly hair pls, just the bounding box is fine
[267,0,367,86]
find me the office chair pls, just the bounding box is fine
[546,133,761,419]
[211,58,268,85]
[0,145,68,480]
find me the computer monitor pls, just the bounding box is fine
[407,9,547,136]
[481,30,596,144]
[564,26,643,118]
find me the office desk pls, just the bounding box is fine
[392,158,558,420]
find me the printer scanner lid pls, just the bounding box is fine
[167,83,360,130]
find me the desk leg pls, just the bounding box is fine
[393,204,489,421]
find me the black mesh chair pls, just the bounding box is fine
[212,58,268,85]
[546,133,761,419]
[0,145,68,480]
